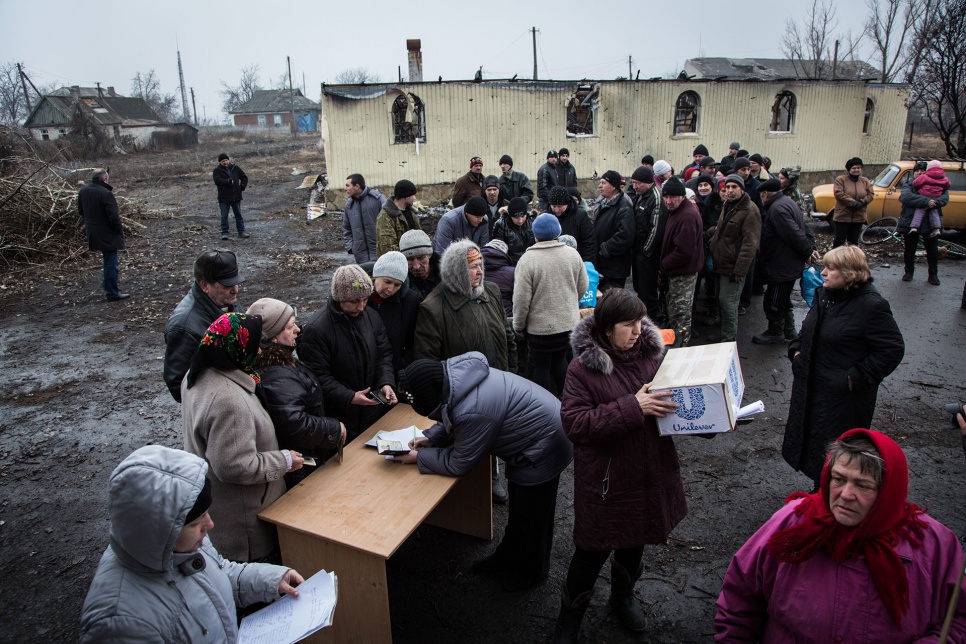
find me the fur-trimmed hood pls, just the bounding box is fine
[569,313,664,375]
[440,238,484,299]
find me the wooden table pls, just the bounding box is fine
[259,404,493,643]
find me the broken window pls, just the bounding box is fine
[674,91,700,134]
[257,114,266,125]
[770,91,796,132]
[862,98,874,134]
[567,84,599,136]
[391,92,426,144]
[40,128,49,140]
[273,114,282,125]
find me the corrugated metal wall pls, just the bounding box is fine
[320,80,909,188]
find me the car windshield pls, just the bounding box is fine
[873,165,900,188]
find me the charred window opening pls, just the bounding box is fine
[567,84,599,136]
[863,98,874,134]
[770,91,796,132]
[392,92,426,144]
[674,91,700,134]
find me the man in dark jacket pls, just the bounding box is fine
[549,187,596,263]
[396,353,573,591]
[342,173,387,263]
[497,154,534,205]
[752,179,819,345]
[398,229,440,300]
[555,148,577,188]
[163,249,245,402]
[375,179,418,256]
[432,197,490,255]
[897,161,947,285]
[707,175,761,342]
[78,169,127,301]
[593,171,636,290]
[453,156,485,207]
[659,177,704,345]
[482,175,507,238]
[212,153,249,240]
[629,166,666,323]
[536,150,559,212]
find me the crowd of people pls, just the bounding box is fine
[74,145,966,641]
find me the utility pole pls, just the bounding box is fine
[302,72,306,95]
[190,87,198,125]
[176,38,190,122]
[531,27,538,80]
[628,56,632,79]
[17,63,31,112]
[398,65,402,82]
[831,39,840,80]
[287,56,296,138]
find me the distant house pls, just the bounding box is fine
[682,57,881,82]
[23,86,196,148]
[230,89,321,132]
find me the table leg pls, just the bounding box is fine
[424,456,492,540]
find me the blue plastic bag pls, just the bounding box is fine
[580,261,599,308]
[801,265,822,307]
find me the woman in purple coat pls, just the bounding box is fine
[554,289,685,642]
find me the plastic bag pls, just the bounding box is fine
[801,265,822,307]
[580,261,599,308]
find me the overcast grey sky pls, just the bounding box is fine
[1,0,871,123]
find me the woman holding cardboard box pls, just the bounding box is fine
[555,289,683,642]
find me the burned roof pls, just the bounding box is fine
[683,57,881,81]
[230,89,321,114]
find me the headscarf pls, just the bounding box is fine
[766,428,927,631]
[184,313,263,390]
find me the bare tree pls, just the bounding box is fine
[0,61,47,125]
[334,67,381,84]
[781,0,861,79]
[220,64,262,114]
[130,69,178,122]
[863,0,931,83]
[916,0,966,156]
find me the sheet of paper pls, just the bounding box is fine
[364,425,424,448]
[737,400,765,419]
[302,456,316,468]
[237,569,338,644]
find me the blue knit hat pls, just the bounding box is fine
[532,213,561,241]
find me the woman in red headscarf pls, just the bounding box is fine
[714,429,966,642]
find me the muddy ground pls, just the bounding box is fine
[1,135,965,643]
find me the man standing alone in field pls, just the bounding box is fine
[79,169,128,301]
[212,153,249,240]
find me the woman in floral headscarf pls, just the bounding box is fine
[181,312,303,563]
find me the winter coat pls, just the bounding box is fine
[715,499,966,643]
[414,239,517,372]
[561,315,687,550]
[557,202,598,263]
[512,240,588,336]
[79,446,288,643]
[743,174,764,211]
[409,253,442,301]
[594,193,636,280]
[163,283,243,402]
[482,245,516,317]
[367,280,422,381]
[342,187,387,263]
[498,170,534,204]
[633,184,665,256]
[897,183,949,234]
[78,179,125,252]
[708,192,761,278]
[784,281,904,481]
[492,213,536,264]
[832,174,875,223]
[484,198,507,238]
[701,193,725,231]
[297,297,396,440]
[255,344,342,456]
[453,171,484,207]
[417,352,573,486]
[212,163,248,203]
[758,192,815,283]
[659,199,705,277]
[375,198,417,256]
[536,161,559,206]
[555,161,578,188]
[432,205,490,255]
[912,165,950,197]
[181,368,289,562]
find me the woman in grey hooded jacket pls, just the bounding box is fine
[79,445,301,643]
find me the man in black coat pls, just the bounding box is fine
[629,166,666,324]
[212,153,249,240]
[536,150,559,213]
[593,171,635,290]
[78,169,128,301]
[549,187,596,263]
[752,180,819,345]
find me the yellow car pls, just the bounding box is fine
[809,160,966,231]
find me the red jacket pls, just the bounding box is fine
[660,199,705,277]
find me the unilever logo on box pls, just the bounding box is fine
[668,387,716,433]
[728,359,741,401]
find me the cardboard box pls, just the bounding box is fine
[650,342,744,436]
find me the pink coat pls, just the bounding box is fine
[912,166,951,198]
[714,499,966,643]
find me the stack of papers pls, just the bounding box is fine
[237,569,338,644]
[364,426,425,448]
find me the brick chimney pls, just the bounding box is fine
[407,39,423,83]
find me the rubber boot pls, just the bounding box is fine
[551,583,593,644]
[752,319,785,345]
[610,557,647,633]
[492,459,508,504]
[783,310,797,341]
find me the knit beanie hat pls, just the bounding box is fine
[653,160,672,176]
[662,176,687,197]
[926,159,943,170]
[749,153,764,165]
[246,298,295,341]
[696,175,715,189]
[330,264,373,301]
[845,157,864,170]
[558,147,570,156]
[729,141,741,151]
[559,234,577,250]
[725,174,745,189]
[733,157,752,170]
[532,213,562,240]
[685,188,696,201]
[393,179,417,199]
[737,149,749,158]
[631,166,654,183]
[601,170,623,190]
[499,154,513,166]
[913,161,927,172]
[549,186,571,205]
[641,154,655,166]
[400,359,445,416]
[693,144,709,156]
[372,251,409,283]
[218,153,229,161]
[547,150,558,159]
[464,196,488,217]
[485,239,509,254]
[566,186,582,200]
[185,477,212,524]
[470,156,483,168]
[508,197,529,216]
[483,174,500,189]
[398,229,433,258]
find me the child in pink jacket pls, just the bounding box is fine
[910,159,950,237]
